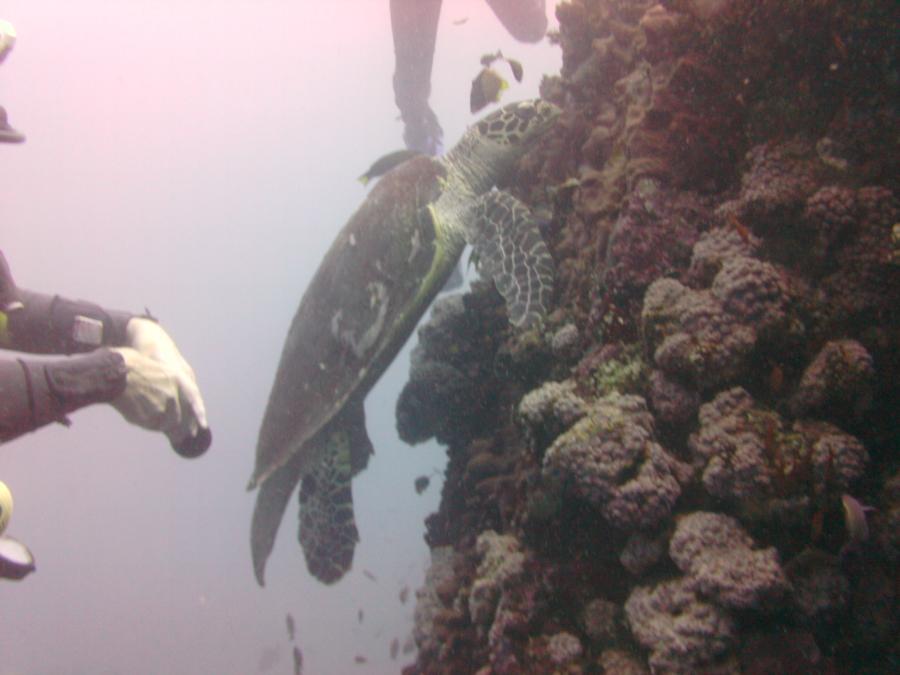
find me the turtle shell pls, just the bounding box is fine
[251,155,458,487]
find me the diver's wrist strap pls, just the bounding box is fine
[5,290,135,354]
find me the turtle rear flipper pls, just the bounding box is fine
[299,400,372,584]
[251,400,372,586]
[470,190,554,328]
[251,449,305,587]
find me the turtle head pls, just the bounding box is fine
[458,99,560,182]
[474,98,560,149]
[475,98,561,142]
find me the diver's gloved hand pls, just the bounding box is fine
[0,21,25,144]
[110,318,211,457]
[0,480,36,581]
[0,19,16,63]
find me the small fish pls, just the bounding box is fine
[414,475,430,494]
[479,51,523,83]
[506,58,524,83]
[286,612,295,641]
[390,638,400,660]
[832,31,848,59]
[358,149,421,186]
[399,586,409,604]
[363,569,377,582]
[769,364,784,395]
[358,609,364,623]
[727,213,751,243]
[470,67,509,113]
[480,50,503,67]
[841,494,875,550]
[293,646,303,675]
[452,17,469,26]
[354,655,368,664]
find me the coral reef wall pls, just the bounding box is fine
[401,1,899,673]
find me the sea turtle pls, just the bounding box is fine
[249,98,560,585]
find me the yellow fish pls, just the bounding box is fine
[470,67,509,113]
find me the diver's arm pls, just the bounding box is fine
[0,349,127,443]
[0,251,211,456]
[484,0,548,43]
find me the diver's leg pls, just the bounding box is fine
[485,0,548,43]
[390,0,444,154]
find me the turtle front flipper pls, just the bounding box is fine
[469,190,554,328]
[298,398,373,584]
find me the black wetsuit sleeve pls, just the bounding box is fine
[0,251,131,442]
[0,349,127,443]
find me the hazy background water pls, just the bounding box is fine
[0,2,561,673]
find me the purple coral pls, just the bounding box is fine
[468,531,526,628]
[814,186,900,336]
[803,185,858,264]
[412,546,459,662]
[602,182,701,299]
[790,339,875,420]
[625,577,736,673]
[518,379,587,448]
[791,419,869,495]
[542,393,689,529]
[642,255,790,390]
[687,224,762,287]
[550,323,581,360]
[690,387,869,502]
[647,369,701,428]
[710,256,788,331]
[716,138,821,227]
[689,387,773,501]
[669,512,791,609]
[546,631,583,666]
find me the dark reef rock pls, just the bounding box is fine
[402,1,900,673]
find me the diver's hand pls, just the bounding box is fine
[111,318,211,457]
[401,104,443,156]
[0,480,36,581]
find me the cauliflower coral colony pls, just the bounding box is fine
[398,1,898,673]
